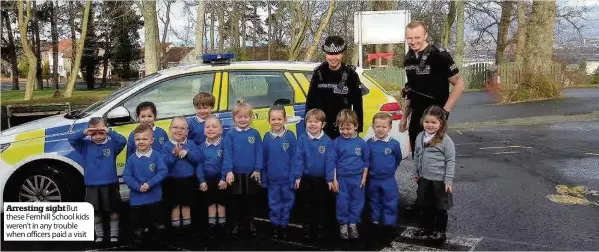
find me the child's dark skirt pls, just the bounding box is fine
[229,173,261,195]
[85,183,121,212]
[203,177,228,205]
[416,178,453,210]
[163,176,197,207]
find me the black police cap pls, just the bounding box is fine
[322,35,346,54]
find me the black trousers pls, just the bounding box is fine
[228,195,258,231]
[408,106,428,155]
[300,176,336,233]
[420,207,448,234]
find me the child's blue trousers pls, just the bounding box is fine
[268,183,295,226]
[336,175,365,225]
[367,177,399,226]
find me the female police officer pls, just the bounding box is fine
[305,35,364,139]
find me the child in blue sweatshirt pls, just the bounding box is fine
[332,109,370,240]
[366,112,402,235]
[294,108,335,239]
[262,106,297,239]
[127,101,169,159]
[196,116,228,234]
[162,116,203,231]
[68,117,127,244]
[222,99,263,237]
[123,123,168,243]
[188,92,216,146]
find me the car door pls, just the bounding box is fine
[107,72,219,172]
[218,70,304,138]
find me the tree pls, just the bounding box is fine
[303,0,336,61]
[64,0,92,98]
[442,1,457,48]
[455,0,465,67]
[288,1,309,61]
[49,1,59,89]
[515,0,527,66]
[523,0,558,98]
[106,1,142,80]
[16,0,36,100]
[80,2,100,89]
[141,0,160,75]
[1,3,19,90]
[195,0,206,60]
[32,0,42,89]
[496,1,514,66]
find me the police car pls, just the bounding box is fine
[0,53,409,209]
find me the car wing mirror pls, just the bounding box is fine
[106,106,132,126]
[273,98,291,106]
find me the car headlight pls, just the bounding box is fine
[0,143,10,153]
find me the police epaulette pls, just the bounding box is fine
[432,44,446,52]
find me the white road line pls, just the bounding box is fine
[455,129,463,135]
[578,127,591,132]
[253,217,303,229]
[585,153,599,156]
[455,140,509,146]
[492,151,519,155]
[399,226,482,251]
[479,146,532,150]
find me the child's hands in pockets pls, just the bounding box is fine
[199,182,208,191]
[218,180,228,189]
[294,179,301,190]
[140,183,150,192]
[226,172,234,185]
[445,185,452,193]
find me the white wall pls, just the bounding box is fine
[586,61,599,75]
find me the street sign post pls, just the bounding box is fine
[354,10,411,68]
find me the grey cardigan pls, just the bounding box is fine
[413,132,456,185]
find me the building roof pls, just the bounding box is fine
[160,46,194,65]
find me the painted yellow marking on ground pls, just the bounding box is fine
[547,185,599,206]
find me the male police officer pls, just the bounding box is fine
[306,35,364,140]
[399,21,465,154]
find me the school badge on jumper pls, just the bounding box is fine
[217,150,223,158]
[149,163,156,172]
[384,148,392,155]
[318,146,326,154]
[282,143,289,151]
[159,137,165,145]
[355,148,362,156]
[248,136,255,144]
[103,148,111,157]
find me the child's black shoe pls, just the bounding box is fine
[272,225,280,239]
[413,228,433,240]
[431,231,447,246]
[280,226,289,240]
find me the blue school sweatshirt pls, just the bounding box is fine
[222,127,263,175]
[126,126,169,161]
[294,131,334,182]
[162,139,203,178]
[188,116,207,147]
[123,149,168,206]
[367,136,402,179]
[197,137,224,183]
[68,129,127,186]
[332,134,370,177]
[262,130,296,186]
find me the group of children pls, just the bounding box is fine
[69,91,456,245]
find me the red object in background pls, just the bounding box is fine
[367,52,395,62]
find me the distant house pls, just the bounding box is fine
[160,46,194,69]
[41,39,113,80]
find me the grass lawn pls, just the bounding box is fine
[1,89,116,106]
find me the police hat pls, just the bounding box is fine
[322,35,346,54]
